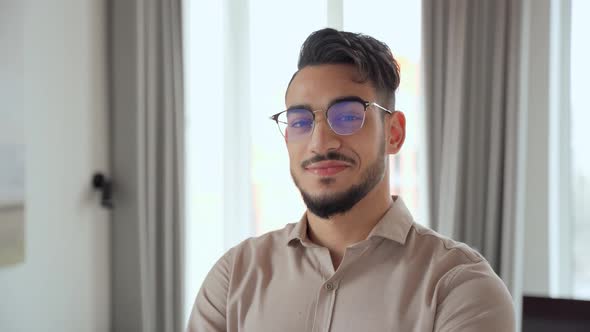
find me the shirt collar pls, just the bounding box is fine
[286,195,414,247]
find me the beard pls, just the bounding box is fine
[291,142,386,219]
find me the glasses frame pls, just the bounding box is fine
[269,96,394,139]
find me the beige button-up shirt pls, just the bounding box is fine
[188,197,515,331]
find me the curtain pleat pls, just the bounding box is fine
[423,0,524,325]
[122,0,185,331]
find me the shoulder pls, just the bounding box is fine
[404,222,513,303]
[196,223,296,298]
[221,223,297,267]
[235,222,296,251]
[407,222,485,266]
[406,222,507,293]
[432,257,515,331]
[403,223,514,330]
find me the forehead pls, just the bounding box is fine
[285,64,377,107]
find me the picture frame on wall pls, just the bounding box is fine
[0,0,25,267]
[0,117,25,267]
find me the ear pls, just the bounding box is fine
[386,111,406,154]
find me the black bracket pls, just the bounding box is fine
[92,173,113,209]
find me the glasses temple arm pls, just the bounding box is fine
[371,102,394,114]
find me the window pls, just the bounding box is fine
[249,0,327,235]
[183,0,426,321]
[569,0,590,299]
[251,0,427,235]
[532,0,590,300]
[183,0,225,322]
[342,0,426,225]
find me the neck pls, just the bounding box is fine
[306,181,393,263]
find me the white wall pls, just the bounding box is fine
[0,1,110,331]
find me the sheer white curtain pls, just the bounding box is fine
[183,1,326,322]
[570,0,590,299]
[343,0,427,226]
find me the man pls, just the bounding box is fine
[188,28,515,331]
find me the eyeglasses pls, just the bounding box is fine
[269,96,393,142]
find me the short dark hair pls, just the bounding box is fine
[289,28,401,109]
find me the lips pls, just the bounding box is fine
[305,161,351,176]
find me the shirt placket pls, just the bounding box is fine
[310,241,375,332]
[312,277,339,332]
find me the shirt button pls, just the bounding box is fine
[325,282,334,291]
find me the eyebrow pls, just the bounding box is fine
[286,95,367,111]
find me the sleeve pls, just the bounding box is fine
[187,248,234,332]
[433,260,516,332]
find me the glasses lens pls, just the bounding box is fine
[327,101,366,135]
[280,108,314,141]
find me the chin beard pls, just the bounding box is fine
[292,147,386,219]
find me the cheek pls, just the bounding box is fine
[286,144,304,167]
[355,121,384,160]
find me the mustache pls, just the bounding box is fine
[301,151,356,168]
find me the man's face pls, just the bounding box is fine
[284,64,394,218]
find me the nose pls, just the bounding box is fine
[308,116,341,154]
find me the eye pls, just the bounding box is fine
[286,108,313,129]
[290,119,313,128]
[337,114,363,122]
[328,101,366,124]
